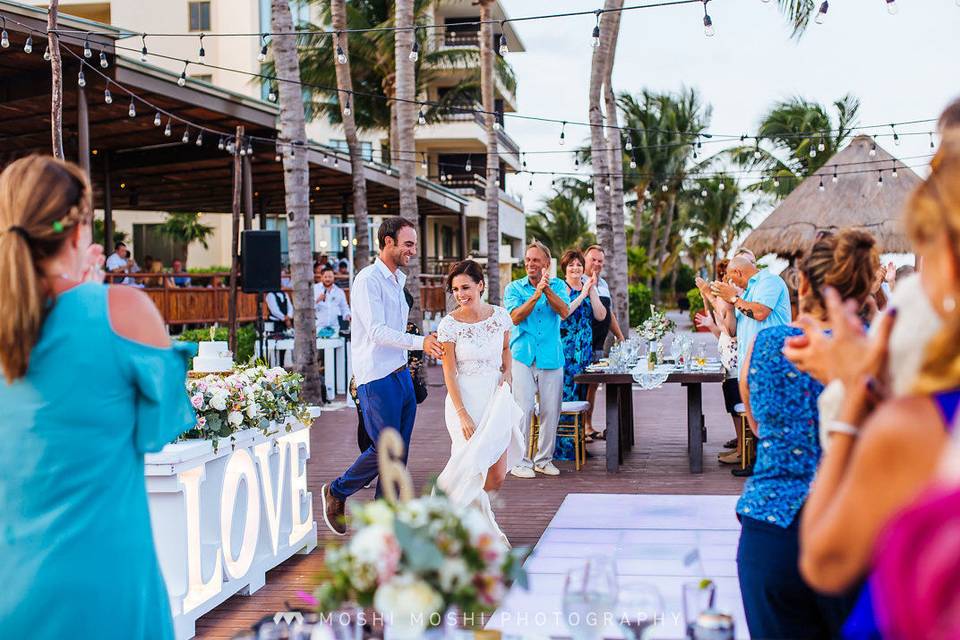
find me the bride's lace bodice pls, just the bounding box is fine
[437,306,513,376]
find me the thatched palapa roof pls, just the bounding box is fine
[743,135,921,257]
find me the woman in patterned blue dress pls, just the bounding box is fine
[555,250,606,461]
[736,229,879,639]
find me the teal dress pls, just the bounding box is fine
[0,283,196,639]
[556,283,593,461]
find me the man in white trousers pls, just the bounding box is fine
[504,240,571,478]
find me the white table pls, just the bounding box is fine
[255,336,351,399]
[487,493,747,639]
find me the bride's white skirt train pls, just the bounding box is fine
[437,376,524,546]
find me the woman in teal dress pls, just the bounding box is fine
[0,156,196,640]
[556,250,606,460]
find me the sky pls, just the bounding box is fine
[498,0,960,231]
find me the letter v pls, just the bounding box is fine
[253,440,288,555]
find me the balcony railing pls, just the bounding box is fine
[434,106,518,156]
[433,174,487,198]
[442,31,480,48]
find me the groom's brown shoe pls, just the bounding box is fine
[321,483,346,536]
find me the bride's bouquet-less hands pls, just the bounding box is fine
[312,494,529,635]
[637,305,676,342]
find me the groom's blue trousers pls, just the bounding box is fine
[330,368,417,500]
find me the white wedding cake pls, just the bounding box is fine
[193,341,234,373]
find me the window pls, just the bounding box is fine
[189,2,211,31]
[328,139,374,161]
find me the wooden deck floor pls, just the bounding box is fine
[195,366,745,638]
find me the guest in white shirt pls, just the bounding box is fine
[314,264,350,331]
[321,217,443,536]
[105,242,138,285]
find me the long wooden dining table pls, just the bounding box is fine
[575,368,727,474]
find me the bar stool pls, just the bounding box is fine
[734,402,755,469]
[528,401,591,471]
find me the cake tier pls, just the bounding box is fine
[197,341,229,358]
[192,356,234,373]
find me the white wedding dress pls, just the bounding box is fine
[435,306,525,546]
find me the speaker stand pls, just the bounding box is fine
[256,292,266,365]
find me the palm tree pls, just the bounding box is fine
[526,186,595,253]
[687,174,752,274]
[157,212,215,249]
[774,0,819,38]
[329,0,370,271]
[478,0,500,303]
[395,0,422,325]
[271,0,321,403]
[730,94,860,198]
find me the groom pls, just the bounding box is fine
[321,217,443,535]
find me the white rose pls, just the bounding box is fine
[349,524,393,565]
[245,402,260,419]
[363,501,395,529]
[227,410,243,426]
[209,391,228,412]
[374,576,443,635]
[398,499,429,528]
[438,557,470,593]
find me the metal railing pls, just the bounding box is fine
[442,31,481,48]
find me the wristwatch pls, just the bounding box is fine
[729,295,740,305]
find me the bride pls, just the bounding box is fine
[436,260,524,546]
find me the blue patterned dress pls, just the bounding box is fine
[556,283,592,461]
[737,323,824,526]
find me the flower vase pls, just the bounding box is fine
[648,340,660,366]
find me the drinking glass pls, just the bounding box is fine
[562,557,618,640]
[682,581,716,639]
[616,581,663,640]
[694,344,707,370]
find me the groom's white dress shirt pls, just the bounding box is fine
[350,258,425,386]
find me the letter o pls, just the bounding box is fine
[220,449,260,579]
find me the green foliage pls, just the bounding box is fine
[510,265,526,283]
[92,219,128,247]
[178,325,256,364]
[526,185,595,254]
[687,288,705,324]
[627,246,655,284]
[157,212,215,249]
[186,265,231,273]
[628,283,653,327]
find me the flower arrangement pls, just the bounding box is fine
[312,495,528,636]
[637,305,676,342]
[183,364,312,449]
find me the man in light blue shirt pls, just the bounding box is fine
[504,240,571,478]
[715,256,792,366]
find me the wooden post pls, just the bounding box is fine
[242,153,254,230]
[77,84,90,177]
[228,126,244,355]
[48,0,64,159]
[103,153,113,252]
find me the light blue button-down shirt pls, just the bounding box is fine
[503,276,569,370]
[735,269,792,366]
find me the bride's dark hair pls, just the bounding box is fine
[446,259,485,292]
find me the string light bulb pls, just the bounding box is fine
[592,11,601,48]
[885,0,898,15]
[336,33,347,64]
[662,184,669,192]
[718,182,725,191]
[218,137,226,151]
[817,137,825,152]
[418,109,426,126]
[892,162,898,178]
[164,118,172,137]
[246,142,253,156]
[877,170,884,186]
[832,166,838,183]
[815,0,829,24]
[753,140,761,160]
[930,132,936,149]
[77,70,86,88]
[630,151,638,169]
[128,98,136,118]
[869,141,877,156]
[773,177,780,188]
[559,121,566,146]
[421,153,427,171]
[1,23,8,49]
[195,131,203,147]
[104,85,112,104]
[499,33,509,56]
[154,112,162,127]
[818,176,825,192]
[624,137,633,152]
[409,40,419,62]
[43,46,50,61]
[181,127,190,144]
[891,124,900,145]
[83,36,92,58]
[701,188,708,197]
[268,89,276,102]
[465,155,472,173]
[343,96,351,116]
[99,51,108,68]
[23,35,32,54]
[140,33,148,62]
[257,34,268,62]
[808,141,817,158]
[198,34,206,64]
[702,0,715,37]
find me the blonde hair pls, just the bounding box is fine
[0,156,92,383]
[525,239,552,263]
[906,154,960,394]
[797,229,879,318]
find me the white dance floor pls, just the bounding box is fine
[487,493,748,639]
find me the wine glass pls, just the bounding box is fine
[616,581,663,640]
[562,557,618,640]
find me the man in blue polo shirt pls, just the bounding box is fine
[504,240,571,478]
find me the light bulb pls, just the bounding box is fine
[409,41,419,62]
[182,128,190,144]
[258,45,268,62]
[128,99,136,118]
[701,188,708,197]
[43,46,50,61]
[198,36,206,64]
[164,119,172,137]
[886,0,898,15]
[592,25,601,49]
[494,121,501,131]
[832,169,838,183]
[99,51,108,68]
[869,143,877,157]
[930,133,936,149]
[892,166,898,178]
[818,140,825,152]
[625,139,633,151]
[818,177,825,191]
[498,34,508,56]
[643,189,650,198]
[140,35,148,62]
[1,30,8,49]
[104,87,112,104]
[465,161,472,173]
[246,144,253,156]
[83,38,92,58]
[337,46,346,64]
[559,124,566,146]
[218,137,225,151]
[77,70,86,88]
[773,178,780,188]
[662,184,669,192]
[815,1,829,24]
[703,15,714,37]
[178,72,186,87]
[154,112,162,127]
[878,171,884,186]
[268,91,276,102]
[196,132,203,146]
[528,179,533,190]
[343,98,351,116]
[275,151,282,162]
[418,110,426,126]
[809,148,817,158]
[604,183,610,193]
[893,132,901,145]
[718,182,725,191]
[630,160,637,169]
[227,141,235,154]
[23,36,32,54]
[753,149,761,160]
